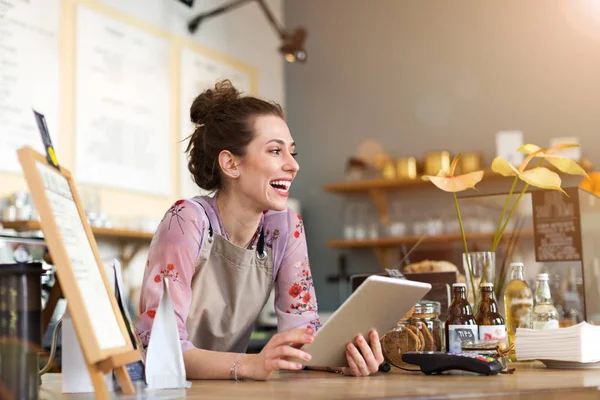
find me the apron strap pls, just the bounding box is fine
[256,229,267,260]
[190,198,214,239]
[191,198,266,258]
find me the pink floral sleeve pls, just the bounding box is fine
[136,200,206,353]
[274,210,321,332]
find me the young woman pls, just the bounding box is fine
[136,81,384,380]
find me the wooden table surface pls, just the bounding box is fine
[39,362,600,400]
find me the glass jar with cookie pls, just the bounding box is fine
[409,301,444,352]
[380,320,427,369]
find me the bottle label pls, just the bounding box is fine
[507,298,533,306]
[533,320,559,330]
[447,325,478,353]
[479,325,507,344]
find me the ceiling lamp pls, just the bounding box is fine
[187,0,307,63]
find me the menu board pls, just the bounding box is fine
[74,5,171,196]
[36,161,125,350]
[532,187,583,262]
[179,46,252,198]
[0,0,60,173]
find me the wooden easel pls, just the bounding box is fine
[18,147,141,399]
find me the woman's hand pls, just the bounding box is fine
[240,327,315,381]
[340,330,384,377]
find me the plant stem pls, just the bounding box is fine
[496,183,530,246]
[492,176,519,252]
[453,192,477,307]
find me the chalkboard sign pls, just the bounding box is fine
[531,187,583,262]
[17,147,140,399]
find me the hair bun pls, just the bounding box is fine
[190,80,240,125]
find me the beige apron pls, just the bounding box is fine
[185,200,274,353]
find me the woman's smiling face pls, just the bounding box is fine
[234,114,299,212]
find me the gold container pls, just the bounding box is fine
[458,152,482,174]
[424,151,451,176]
[396,157,418,180]
[382,159,397,180]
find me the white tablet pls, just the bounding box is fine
[300,275,431,367]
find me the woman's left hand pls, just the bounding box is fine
[340,330,384,377]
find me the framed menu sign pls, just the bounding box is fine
[531,186,583,262]
[17,147,139,399]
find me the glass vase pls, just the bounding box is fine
[462,251,495,307]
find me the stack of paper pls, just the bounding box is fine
[515,322,600,363]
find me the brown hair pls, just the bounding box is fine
[186,80,284,191]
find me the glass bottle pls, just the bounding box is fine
[445,283,478,353]
[476,283,507,345]
[562,266,582,327]
[503,262,533,359]
[532,273,559,330]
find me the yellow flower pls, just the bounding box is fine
[422,154,484,192]
[518,144,589,177]
[491,143,588,194]
[580,172,600,195]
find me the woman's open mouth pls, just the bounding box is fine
[270,180,291,196]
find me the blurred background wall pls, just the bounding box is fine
[285,0,600,310]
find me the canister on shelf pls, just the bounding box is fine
[424,151,451,176]
[396,157,418,180]
[457,152,482,174]
[382,159,397,180]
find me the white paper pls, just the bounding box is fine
[36,161,125,350]
[550,137,582,160]
[178,47,251,198]
[496,130,524,166]
[145,278,187,389]
[74,6,171,196]
[62,309,114,393]
[0,0,60,173]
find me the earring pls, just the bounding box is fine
[232,171,239,177]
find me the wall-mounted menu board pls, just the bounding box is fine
[17,146,139,398]
[0,0,60,174]
[532,186,583,262]
[74,4,171,196]
[178,44,255,198]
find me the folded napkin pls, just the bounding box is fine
[145,278,190,389]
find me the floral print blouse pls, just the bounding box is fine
[136,195,321,353]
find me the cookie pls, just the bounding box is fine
[417,324,435,351]
[381,325,421,367]
[405,324,425,351]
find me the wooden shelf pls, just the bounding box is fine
[327,230,533,249]
[1,220,153,267]
[323,170,504,194]
[1,220,153,242]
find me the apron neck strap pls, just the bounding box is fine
[191,198,266,257]
[256,229,266,260]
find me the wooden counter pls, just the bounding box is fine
[39,362,600,400]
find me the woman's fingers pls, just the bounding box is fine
[347,342,370,376]
[267,328,314,349]
[369,330,385,365]
[269,344,312,363]
[345,348,362,376]
[267,358,304,371]
[354,335,380,373]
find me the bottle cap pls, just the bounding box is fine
[452,283,467,288]
[480,282,494,288]
[536,273,549,281]
[510,262,524,268]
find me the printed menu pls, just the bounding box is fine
[36,161,125,350]
[532,187,582,262]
